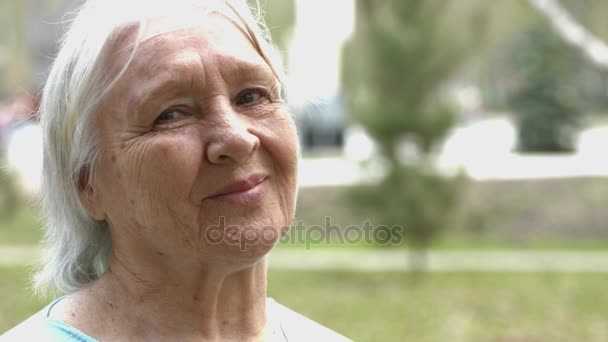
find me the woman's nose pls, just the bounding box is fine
[205,113,260,164]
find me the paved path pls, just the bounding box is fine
[0,245,40,267]
[3,245,608,272]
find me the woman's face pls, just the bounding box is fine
[87,14,298,265]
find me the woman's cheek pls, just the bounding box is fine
[275,118,299,169]
[125,130,203,205]
[261,116,299,208]
[260,113,297,151]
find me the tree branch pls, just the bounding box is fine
[528,0,608,69]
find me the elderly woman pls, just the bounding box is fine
[3,0,350,341]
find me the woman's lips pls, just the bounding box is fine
[206,174,268,205]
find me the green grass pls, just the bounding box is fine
[268,271,608,341]
[3,266,607,341]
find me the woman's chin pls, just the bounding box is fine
[200,240,276,272]
[238,239,278,259]
[200,227,281,264]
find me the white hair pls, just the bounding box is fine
[35,0,287,295]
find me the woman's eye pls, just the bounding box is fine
[154,108,188,125]
[236,89,267,106]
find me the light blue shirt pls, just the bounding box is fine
[44,297,96,342]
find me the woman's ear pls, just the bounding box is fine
[77,166,106,221]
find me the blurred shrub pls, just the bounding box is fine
[509,20,584,152]
[0,151,20,220]
[349,166,467,248]
[342,1,485,258]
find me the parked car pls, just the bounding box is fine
[295,93,346,150]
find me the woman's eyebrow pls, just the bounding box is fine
[126,70,196,117]
[124,55,276,116]
[222,58,276,83]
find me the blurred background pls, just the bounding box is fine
[1,0,608,340]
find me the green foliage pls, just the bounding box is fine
[0,153,20,221]
[343,1,467,152]
[473,1,607,113]
[562,0,608,42]
[259,0,295,52]
[509,20,584,152]
[343,0,483,251]
[349,166,466,249]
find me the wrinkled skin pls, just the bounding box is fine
[53,13,299,341]
[88,13,298,270]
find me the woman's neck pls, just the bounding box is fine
[57,253,270,341]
